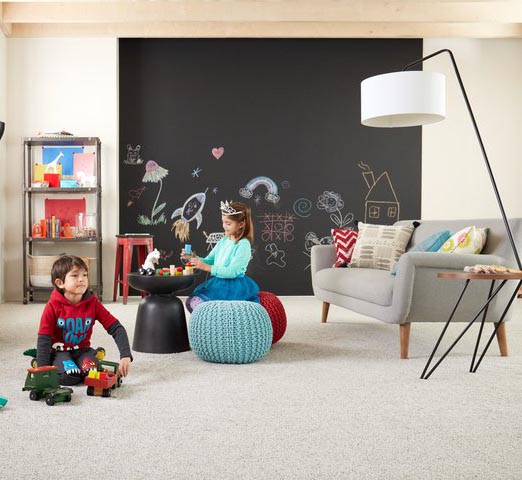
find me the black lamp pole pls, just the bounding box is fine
[0,121,4,141]
[403,49,521,270]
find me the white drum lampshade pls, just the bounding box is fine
[361,71,446,128]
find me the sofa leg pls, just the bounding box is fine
[400,323,411,359]
[494,322,508,357]
[321,302,330,323]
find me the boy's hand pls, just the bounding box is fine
[119,357,131,377]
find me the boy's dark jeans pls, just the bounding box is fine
[52,347,98,386]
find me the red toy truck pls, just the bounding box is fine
[84,370,117,397]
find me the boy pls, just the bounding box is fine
[36,255,132,386]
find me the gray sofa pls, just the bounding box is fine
[311,218,522,358]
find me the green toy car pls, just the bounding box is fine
[22,366,73,406]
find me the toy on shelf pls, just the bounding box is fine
[139,248,160,276]
[22,366,73,406]
[0,396,7,409]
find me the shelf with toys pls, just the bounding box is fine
[22,136,103,304]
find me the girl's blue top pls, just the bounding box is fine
[200,236,252,279]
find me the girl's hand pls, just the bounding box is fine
[191,257,211,272]
[180,249,195,261]
[119,357,131,377]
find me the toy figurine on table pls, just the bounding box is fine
[138,248,160,276]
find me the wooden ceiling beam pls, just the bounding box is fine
[10,21,522,39]
[4,1,522,24]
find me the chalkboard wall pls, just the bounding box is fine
[119,39,422,295]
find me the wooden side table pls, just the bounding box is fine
[421,271,522,379]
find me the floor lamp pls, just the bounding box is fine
[360,49,521,270]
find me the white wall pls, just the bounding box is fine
[5,38,118,302]
[422,39,522,220]
[0,34,6,302]
[2,37,522,301]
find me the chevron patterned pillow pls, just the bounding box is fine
[331,228,358,267]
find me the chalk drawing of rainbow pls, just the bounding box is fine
[239,176,280,204]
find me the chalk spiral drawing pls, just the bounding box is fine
[124,144,144,165]
[203,231,225,250]
[239,176,280,204]
[281,180,291,189]
[316,191,354,228]
[127,185,146,207]
[293,198,313,218]
[137,160,169,225]
[265,243,286,268]
[212,147,224,159]
[171,189,208,241]
[259,212,295,242]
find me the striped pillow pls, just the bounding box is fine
[331,229,358,267]
[350,223,415,271]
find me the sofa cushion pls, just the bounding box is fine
[315,267,395,306]
[331,228,358,267]
[438,226,488,254]
[350,222,415,271]
[391,229,452,275]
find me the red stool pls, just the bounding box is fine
[258,291,287,344]
[113,234,154,304]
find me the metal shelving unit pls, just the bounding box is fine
[22,137,103,303]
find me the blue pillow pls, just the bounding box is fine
[391,229,452,275]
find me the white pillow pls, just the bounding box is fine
[438,226,488,254]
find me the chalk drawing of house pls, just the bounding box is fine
[359,162,400,224]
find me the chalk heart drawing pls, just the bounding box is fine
[212,147,224,160]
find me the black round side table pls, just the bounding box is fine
[127,273,194,354]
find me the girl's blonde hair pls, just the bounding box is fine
[224,201,254,244]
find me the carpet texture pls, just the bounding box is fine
[1,296,522,479]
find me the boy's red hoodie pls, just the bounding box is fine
[38,288,118,349]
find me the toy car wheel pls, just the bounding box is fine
[45,394,55,406]
[86,386,94,396]
[29,390,40,401]
[117,377,123,388]
[95,347,106,360]
[65,395,72,402]
[30,358,38,369]
[102,388,111,397]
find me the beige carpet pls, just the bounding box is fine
[1,296,522,479]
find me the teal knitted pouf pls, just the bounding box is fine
[189,301,273,364]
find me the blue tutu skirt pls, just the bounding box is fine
[192,275,260,303]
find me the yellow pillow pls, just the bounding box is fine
[438,226,488,254]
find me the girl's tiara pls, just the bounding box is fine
[220,201,241,216]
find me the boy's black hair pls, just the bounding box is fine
[51,255,89,289]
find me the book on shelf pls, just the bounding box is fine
[37,131,74,138]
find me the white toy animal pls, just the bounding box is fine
[142,248,160,270]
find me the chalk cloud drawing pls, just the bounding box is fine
[203,231,225,251]
[358,161,400,223]
[212,147,224,159]
[258,212,295,243]
[127,185,146,207]
[293,198,313,218]
[265,243,286,268]
[316,191,354,228]
[171,189,208,241]
[137,160,168,225]
[240,176,280,204]
[124,144,144,165]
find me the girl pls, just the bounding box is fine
[183,201,260,312]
